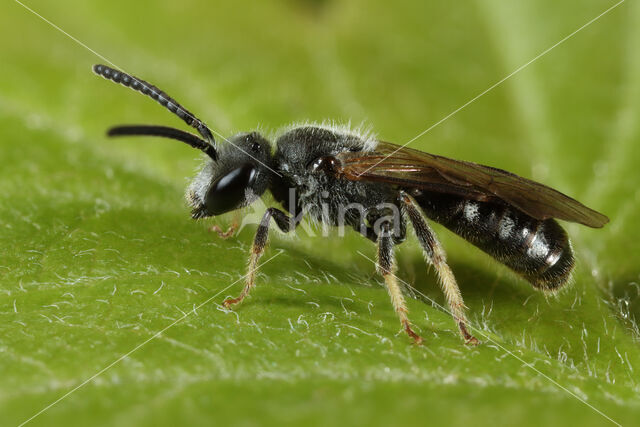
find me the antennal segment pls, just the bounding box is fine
[92,64,216,149]
[108,125,218,160]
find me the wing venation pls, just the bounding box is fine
[336,141,609,228]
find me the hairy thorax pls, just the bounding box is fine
[271,125,400,233]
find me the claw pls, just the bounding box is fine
[403,321,424,345]
[210,222,238,239]
[458,321,479,346]
[222,297,242,309]
[465,336,480,346]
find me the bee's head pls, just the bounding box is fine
[187,132,272,218]
[92,64,274,220]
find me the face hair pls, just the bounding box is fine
[92,64,217,160]
[107,125,218,160]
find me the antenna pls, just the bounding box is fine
[107,125,218,160]
[92,64,216,154]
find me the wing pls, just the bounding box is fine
[336,141,609,228]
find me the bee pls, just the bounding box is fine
[93,64,609,345]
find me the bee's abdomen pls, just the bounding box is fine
[413,191,574,290]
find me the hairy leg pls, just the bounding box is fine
[223,208,299,308]
[401,192,479,345]
[377,223,423,344]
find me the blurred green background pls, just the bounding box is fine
[1,0,639,426]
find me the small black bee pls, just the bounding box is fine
[93,64,609,345]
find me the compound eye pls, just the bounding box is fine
[204,163,257,215]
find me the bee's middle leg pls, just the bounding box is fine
[377,223,423,344]
[223,208,299,308]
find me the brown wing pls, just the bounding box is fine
[336,141,609,228]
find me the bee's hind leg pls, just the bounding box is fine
[223,208,299,308]
[400,191,479,346]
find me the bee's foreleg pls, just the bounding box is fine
[223,208,299,308]
[401,191,479,346]
[210,211,241,239]
[377,223,423,344]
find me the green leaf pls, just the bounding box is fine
[1,0,638,426]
